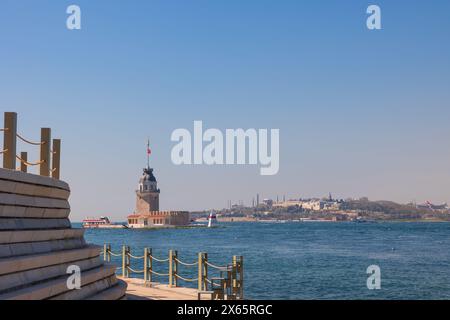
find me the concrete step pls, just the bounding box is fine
[0,193,70,210]
[0,263,116,300]
[0,228,84,245]
[0,244,101,276]
[0,218,71,231]
[87,279,127,300]
[50,273,118,300]
[0,205,70,219]
[0,256,102,293]
[0,179,70,200]
[0,168,70,191]
[0,237,86,258]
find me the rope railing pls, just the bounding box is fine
[1,112,62,179]
[174,257,198,267]
[150,255,169,263]
[149,270,170,277]
[16,133,45,146]
[205,261,229,270]
[175,274,198,282]
[102,244,244,300]
[128,253,145,259]
[16,155,45,166]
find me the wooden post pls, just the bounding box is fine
[103,244,107,261]
[39,128,51,176]
[144,248,148,282]
[169,250,173,287]
[203,253,208,291]
[148,248,153,284]
[173,250,178,287]
[3,112,17,170]
[107,244,111,262]
[51,139,61,179]
[238,256,244,299]
[198,252,203,291]
[232,256,237,298]
[122,245,127,278]
[20,152,27,172]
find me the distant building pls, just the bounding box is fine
[272,197,341,211]
[127,156,189,228]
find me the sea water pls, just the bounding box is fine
[76,221,450,299]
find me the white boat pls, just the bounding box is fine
[208,212,217,228]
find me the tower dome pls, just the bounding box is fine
[140,167,157,183]
[138,167,159,193]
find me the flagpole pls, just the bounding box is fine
[147,138,150,169]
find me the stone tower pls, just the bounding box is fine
[135,166,160,213]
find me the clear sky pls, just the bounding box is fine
[1,1,450,221]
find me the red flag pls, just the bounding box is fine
[147,140,151,155]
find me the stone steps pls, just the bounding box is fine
[0,228,84,245]
[0,256,102,293]
[0,244,101,276]
[0,218,71,231]
[0,238,86,259]
[0,167,126,300]
[0,206,70,219]
[0,193,70,210]
[0,264,117,300]
[86,280,128,300]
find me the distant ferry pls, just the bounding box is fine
[82,216,127,229]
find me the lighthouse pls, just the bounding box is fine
[135,166,160,213]
[127,140,189,228]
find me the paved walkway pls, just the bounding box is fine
[120,277,202,300]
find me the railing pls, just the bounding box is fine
[102,244,244,300]
[1,112,61,179]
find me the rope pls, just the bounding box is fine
[16,133,45,145]
[16,155,44,166]
[128,253,145,259]
[175,274,198,282]
[108,251,122,257]
[0,128,8,132]
[150,255,169,263]
[0,149,7,154]
[149,270,169,277]
[174,258,198,267]
[205,261,228,270]
[127,267,144,273]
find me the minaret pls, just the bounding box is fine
[135,141,160,213]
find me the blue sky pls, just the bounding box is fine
[1,1,450,221]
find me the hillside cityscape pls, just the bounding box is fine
[191,194,450,222]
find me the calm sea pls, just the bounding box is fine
[75,221,450,300]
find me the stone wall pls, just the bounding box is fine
[0,168,127,300]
